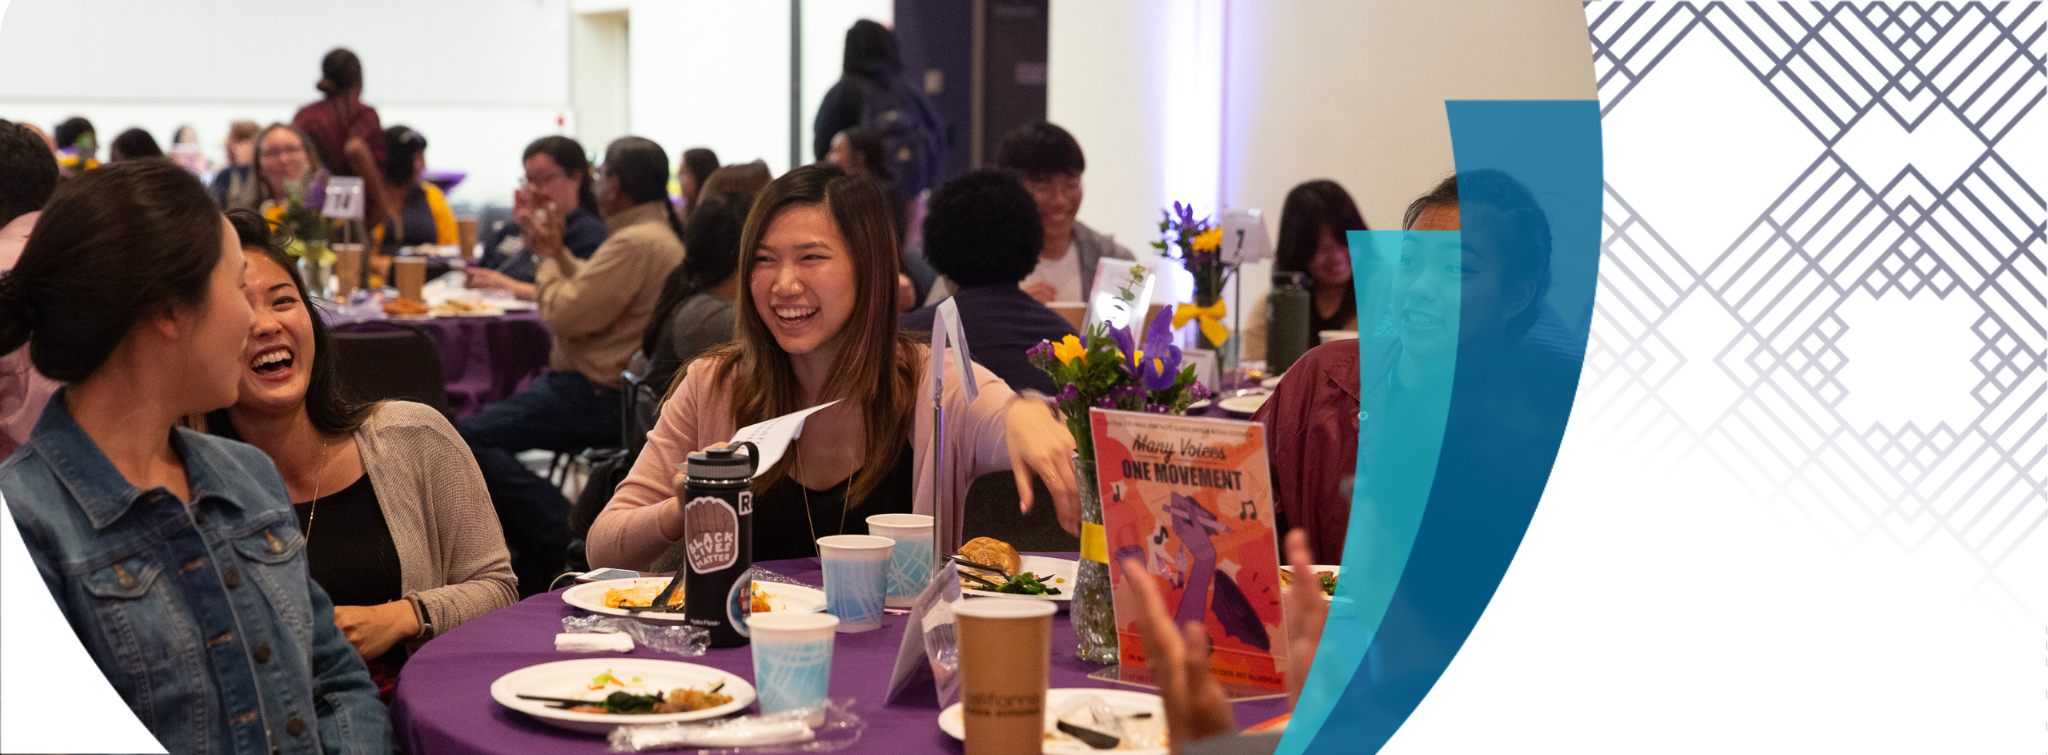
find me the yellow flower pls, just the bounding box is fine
[263,204,286,223]
[1191,227,1222,252]
[1052,335,1086,365]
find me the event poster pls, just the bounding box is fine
[1093,408,1287,691]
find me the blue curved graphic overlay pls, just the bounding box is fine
[1284,100,1600,755]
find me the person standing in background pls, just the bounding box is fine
[292,48,394,228]
[0,119,61,460]
[459,137,686,595]
[209,120,260,207]
[676,147,719,221]
[108,127,163,162]
[811,20,946,202]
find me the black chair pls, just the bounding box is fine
[328,322,450,415]
[960,471,1081,553]
[563,371,661,573]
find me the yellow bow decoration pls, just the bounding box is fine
[1172,300,1231,346]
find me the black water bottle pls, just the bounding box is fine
[681,442,758,648]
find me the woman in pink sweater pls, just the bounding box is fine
[588,164,1079,569]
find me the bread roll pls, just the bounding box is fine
[957,536,1021,575]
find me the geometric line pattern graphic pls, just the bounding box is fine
[1588,2,2046,621]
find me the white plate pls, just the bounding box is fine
[1281,565,1340,601]
[1187,399,1213,411]
[1260,375,1285,390]
[1217,394,1270,415]
[959,555,1077,604]
[939,688,1167,755]
[490,658,755,734]
[562,577,826,622]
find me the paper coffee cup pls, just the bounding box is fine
[332,244,364,298]
[866,514,935,608]
[456,216,479,259]
[394,256,427,302]
[747,612,838,714]
[816,535,893,632]
[955,598,1056,755]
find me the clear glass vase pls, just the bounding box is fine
[1072,455,1119,664]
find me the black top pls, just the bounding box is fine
[752,441,916,562]
[380,183,439,253]
[901,284,1079,396]
[293,473,407,666]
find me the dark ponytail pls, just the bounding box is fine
[0,160,225,382]
[316,48,364,98]
[603,136,684,243]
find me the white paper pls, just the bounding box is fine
[555,633,634,653]
[1087,258,1158,331]
[1219,208,1272,264]
[321,176,366,220]
[931,298,978,404]
[721,400,841,474]
[1185,348,1221,391]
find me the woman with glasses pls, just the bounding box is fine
[223,123,322,214]
[468,135,609,300]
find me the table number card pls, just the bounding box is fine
[322,176,366,220]
[1091,409,1287,691]
[1218,209,1272,265]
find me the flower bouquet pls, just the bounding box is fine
[1152,201,1235,350]
[263,171,335,295]
[1028,264,1210,664]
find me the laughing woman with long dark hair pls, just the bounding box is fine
[588,164,1081,569]
[0,160,390,753]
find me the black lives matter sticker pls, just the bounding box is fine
[683,496,739,573]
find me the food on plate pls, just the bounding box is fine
[989,571,1062,596]
[382,297,429,316]
[559,670,733,714]
[957,536,1021,575]
[603,581,784,612]
[429,299,493,316]
[602,582,684,609]
[1280,568,1338,596]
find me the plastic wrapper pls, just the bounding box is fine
[607,699,866,753]
[562,614,709,657]
[746,566,813,590]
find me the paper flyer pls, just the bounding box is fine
[1092,408,1287,690]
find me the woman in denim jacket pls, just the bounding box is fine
[0,161,391,754]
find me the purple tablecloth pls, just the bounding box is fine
[391,555,1290,754]
[332,310,551,419]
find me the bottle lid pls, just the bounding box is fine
[686,445,755,481]
[1273,271,1309,287]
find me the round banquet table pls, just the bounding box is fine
[391,554,1291,754]
[331,309,552,420]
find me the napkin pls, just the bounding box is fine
[555,632,634,653]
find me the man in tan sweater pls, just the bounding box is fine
[458,136,686,595]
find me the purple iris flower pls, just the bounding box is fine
[305,170,331,211]
[1110,321,1138,375]
[1137,305,1184,391]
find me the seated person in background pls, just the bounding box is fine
[209,119,260,207]
[918,120,1135,307]
[1253,170,1577,565]
[636,189,754,394]
[108,127,163,161]
[0,161,389,750]
[587,164,1080,570]
[468,135,608,296]
[52,116,96,176]
[1242,180,1371,362]
[676,146,719,220]
[227,123,321,214]
[375,125,458,254]
[207,211,516,693]
[0,119,61,460]
[901,170,1078,396]
[459,136,686,595]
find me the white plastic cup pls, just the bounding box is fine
[816,534,893,632]
[746,611,839,714]
[866,514,935,608]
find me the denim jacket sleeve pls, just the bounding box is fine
[305,577,392,755]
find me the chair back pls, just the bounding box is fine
[960,471,1081,553]
[329,322,451,416]
[620,371,665,454]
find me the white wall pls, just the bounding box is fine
[0,0,573,208]
[1048,0,1597,311]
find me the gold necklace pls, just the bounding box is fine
[302,437,335,543]
[794,441,851,555]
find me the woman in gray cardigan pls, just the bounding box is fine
[206,211,517,691]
